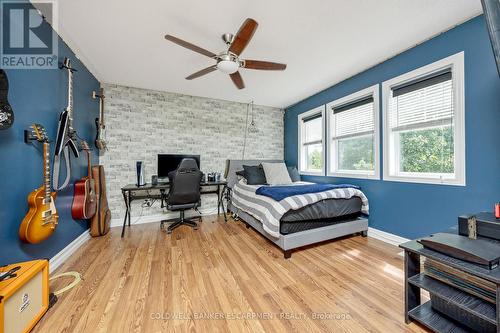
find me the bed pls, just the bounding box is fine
[224,159,369,258]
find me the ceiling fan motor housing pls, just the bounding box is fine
[222,33,234,45]
[216,53,240,74]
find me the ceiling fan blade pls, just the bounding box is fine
[229,71,245,89]
[165,34,216,58]
[243,60,287,71]
[228,18,258,56]
[185,65,217,80]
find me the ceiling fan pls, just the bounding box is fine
[165,18,287,89]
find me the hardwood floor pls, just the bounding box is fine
[33,216,428,333]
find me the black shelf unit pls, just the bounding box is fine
[400,229,500,333]
[408,302,470,333]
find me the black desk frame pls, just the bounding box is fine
[120,181,227,237]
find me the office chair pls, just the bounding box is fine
[160,158,202,234]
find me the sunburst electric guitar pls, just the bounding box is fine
[19,124,59,244]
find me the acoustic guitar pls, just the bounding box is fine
[19,124,59,244]
[71,141,97,220]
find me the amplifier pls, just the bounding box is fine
[0,260,49,333]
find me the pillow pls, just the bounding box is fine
[261,162,292,185]
[236,170,246,179]
[287,166,301,182]
[242,165,267,185]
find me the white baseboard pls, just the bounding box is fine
[368,227,410,247]
[110,205,219,228]
[49,229,91,272]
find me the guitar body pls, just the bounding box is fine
[90,165,111,237]
[19,188,58,244]
[93,89,107,151]
[0,69,14,130]
[95,118,106,150]
[72,177,97,220]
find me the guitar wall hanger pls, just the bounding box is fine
[59,61,78,73]
[25,126,51,144]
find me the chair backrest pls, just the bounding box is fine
[167,158,202,206]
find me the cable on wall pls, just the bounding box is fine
[242,101,255,159]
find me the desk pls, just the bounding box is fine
[120,180,228,237]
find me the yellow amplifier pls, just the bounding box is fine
[0,260,49,333]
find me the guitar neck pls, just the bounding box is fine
[87,150,92,178]
[67,68,74,131]
[98,90,105,127]
[43,142,51,201]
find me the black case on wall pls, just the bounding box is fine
[458,212,500,240]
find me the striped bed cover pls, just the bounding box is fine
[231,180,369,238]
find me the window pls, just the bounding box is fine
[298,106,325,175]
[327,85,380,179]
[382,52,465,185]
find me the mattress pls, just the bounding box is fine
[231,180,366,236]
[279,197,362,235]
[280,197,362,222]
[280,213,362,235]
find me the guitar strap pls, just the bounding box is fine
[53,145,71,191]
[53,112,79,191]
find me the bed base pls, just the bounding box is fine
[229,202,368,259]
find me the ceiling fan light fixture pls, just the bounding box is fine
[217,60,239,74]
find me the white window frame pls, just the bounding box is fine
[326,85,380,179]
[382,52,466,186]
[298,106,326,175]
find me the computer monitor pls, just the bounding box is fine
[158,154,200,179]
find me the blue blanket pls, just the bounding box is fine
[255,183,360,201]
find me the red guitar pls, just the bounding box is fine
[72,141,97,220]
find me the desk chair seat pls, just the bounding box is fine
[160,158,202,234]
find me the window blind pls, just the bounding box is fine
[389,70,453,132]
[332,98,374,140]
[302,113,322,144]
[302,112,322,123]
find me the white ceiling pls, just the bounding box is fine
[50,0,482,108]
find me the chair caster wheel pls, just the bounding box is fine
[194,226,199,230]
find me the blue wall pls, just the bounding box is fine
[285,16,500,239]
[0,9,100,265]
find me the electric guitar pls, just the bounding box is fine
[53,58,79,190]
[71,141,97,220]
[19,124,59,244]
[93,88,107,150]
[0,69,14,130]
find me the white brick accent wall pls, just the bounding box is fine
[100,83,284,222]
